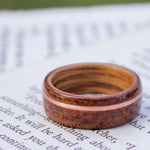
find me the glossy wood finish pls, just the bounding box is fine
[43,63,142,129]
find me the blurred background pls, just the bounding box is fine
[0,0,150,73]
[0,0,149,9]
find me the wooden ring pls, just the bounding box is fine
[43,63,142,129]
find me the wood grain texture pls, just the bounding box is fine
[43,63,142,129]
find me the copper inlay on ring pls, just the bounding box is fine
[43,63,142,129]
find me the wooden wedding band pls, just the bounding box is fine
[43,63,142,129]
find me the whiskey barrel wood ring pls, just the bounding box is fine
[43,63,142,129]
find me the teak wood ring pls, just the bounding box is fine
[43,63,142,129]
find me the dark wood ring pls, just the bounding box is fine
[43,63,142,129]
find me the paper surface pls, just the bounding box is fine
[1,4,150,73]
[0,27,150,150]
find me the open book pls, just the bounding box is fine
[0,27,150,150]
[1,4,150,73]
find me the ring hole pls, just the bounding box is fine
[51,65,135,96]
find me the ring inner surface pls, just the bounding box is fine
[51,65,135,96]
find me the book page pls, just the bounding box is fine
[1,4,150,73]
[0,27,150,150]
